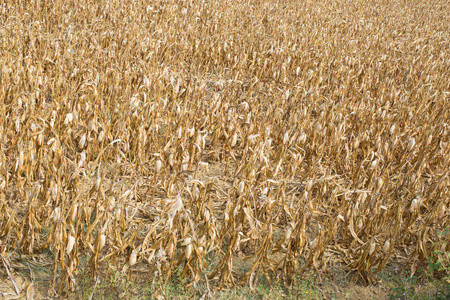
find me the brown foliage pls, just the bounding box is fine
[0,0,449,293]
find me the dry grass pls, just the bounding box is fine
[0,0,449,297]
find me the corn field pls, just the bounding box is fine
[0,0,449,294]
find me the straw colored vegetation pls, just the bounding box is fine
[0,0,449,297]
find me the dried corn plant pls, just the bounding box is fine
[0,0,449,294]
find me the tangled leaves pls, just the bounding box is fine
[0,0,449,293]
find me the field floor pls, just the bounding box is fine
[0,0,449,299]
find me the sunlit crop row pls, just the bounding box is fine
[0,0,448,294]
